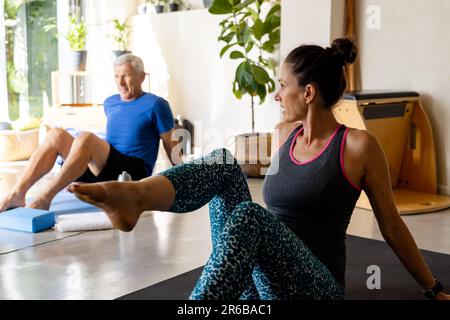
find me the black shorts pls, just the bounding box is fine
[75,144,149,183]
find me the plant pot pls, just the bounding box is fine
[235,132,272,178]
[203,0,214,8]
[155,5,165,13]
[68,50,87,71]
[0,122,12,130]
[111,50,132,60]
[169,3,179,11]
[137,4,147,15]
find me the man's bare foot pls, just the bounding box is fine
[28,197,52,211]
[0,192,26,212]
[67,182,145,232]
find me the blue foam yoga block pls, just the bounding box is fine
[0,208,55,233]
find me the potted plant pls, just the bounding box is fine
[203,0,214,8]
[153,0,168,14]
[110,18,131,59]
[209,0,281,177]
[66,14,88,71]
[138,0,149,14]
[169,0,183,12]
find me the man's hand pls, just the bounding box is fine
[160,129,183,166]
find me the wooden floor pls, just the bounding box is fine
[1,162,450,299]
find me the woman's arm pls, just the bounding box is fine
[355,131,449,300]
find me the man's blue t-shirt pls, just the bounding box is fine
[104,92,174,175]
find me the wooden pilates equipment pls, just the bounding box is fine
[345,0,357,91]
[333,90,450,215]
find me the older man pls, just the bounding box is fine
[0,54,180,212]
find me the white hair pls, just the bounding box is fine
[113,54,145,73]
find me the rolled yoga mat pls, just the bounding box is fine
[55,212,113,232]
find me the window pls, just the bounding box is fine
[1,0,58,122]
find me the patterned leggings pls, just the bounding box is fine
[159,148,344,300]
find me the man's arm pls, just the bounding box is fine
[160,129,183,166]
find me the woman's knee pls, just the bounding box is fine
[232,201,265,219]
[210,148,236,165]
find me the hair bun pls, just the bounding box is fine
[328,38,357,66]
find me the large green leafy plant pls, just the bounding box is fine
[209,0,280,133]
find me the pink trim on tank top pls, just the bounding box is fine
[289,125,342,166]
[340,128,362,192]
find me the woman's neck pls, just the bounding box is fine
[300,105,340,146]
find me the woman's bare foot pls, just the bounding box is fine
[67,182,146,232]
[0,192,26,212]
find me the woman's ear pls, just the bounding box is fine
[304,84,317,104]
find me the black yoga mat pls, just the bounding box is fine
[118,235,450,300]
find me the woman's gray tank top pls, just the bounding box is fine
[262,124,362,286]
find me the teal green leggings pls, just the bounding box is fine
[159,148,344,300]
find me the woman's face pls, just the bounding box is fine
[275,63,308,122]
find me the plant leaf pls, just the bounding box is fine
[246,6,259,20]
[233,81,244,99]
[264,14,281,34]
[208,0,233,14]
[235,0,256,12]
[230,51,245,59]
[251,64,270,85]
[262,40,275,53]
[236,61,254,87]
[245,41,254,53]
[236,23,251,46]
[266,4,281,19]
[219,31,235,43]
[252,18,264,41]
[256,83,267,105]
[269,29,280,44]
[220,43,237,57]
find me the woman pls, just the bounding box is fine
[68,38,448,300]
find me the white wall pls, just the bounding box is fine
[280,0,345,60]
[84,0,138,103]
[132,9,280,155]
[355,0,450,195]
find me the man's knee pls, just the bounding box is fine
[46,128,70,147]
[73,132,96,148]
[73,132,108,162]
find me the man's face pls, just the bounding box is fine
[114,63,145,101]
